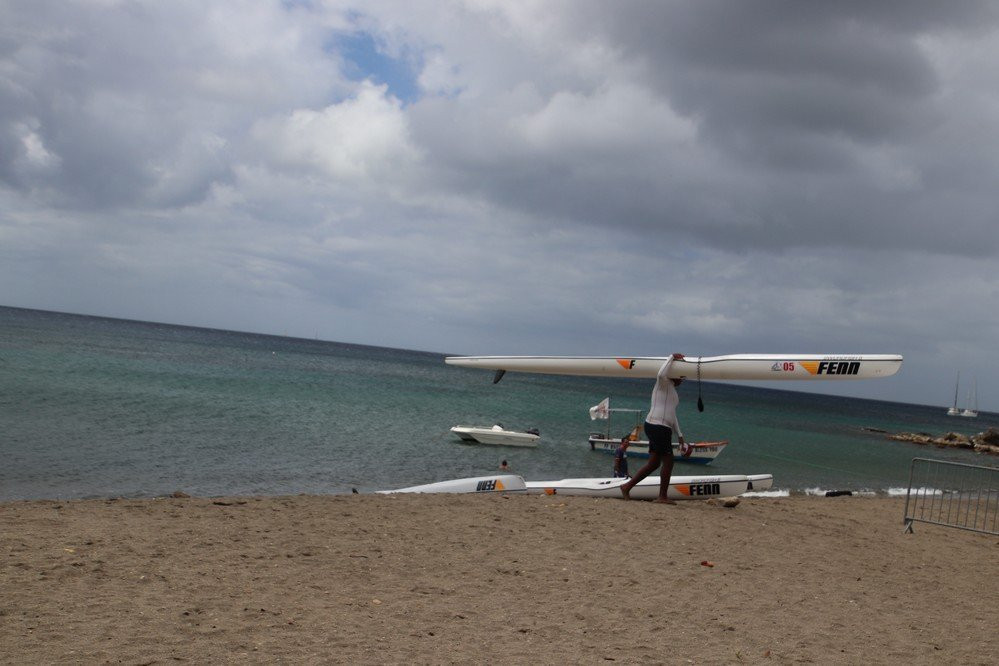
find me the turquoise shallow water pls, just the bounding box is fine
[2,306,996,500]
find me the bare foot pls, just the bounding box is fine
[620,485,631,500]
[652,498,677,505]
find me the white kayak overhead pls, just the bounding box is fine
[445,354,902,381]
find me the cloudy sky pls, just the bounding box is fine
[3,1,998,410]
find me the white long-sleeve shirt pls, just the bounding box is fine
[646,357,683,437]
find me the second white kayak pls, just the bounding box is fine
[524,474,774,500]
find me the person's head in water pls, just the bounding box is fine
[619,437,630,449]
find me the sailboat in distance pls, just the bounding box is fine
[960,377,979,418]
[947,372,961,416]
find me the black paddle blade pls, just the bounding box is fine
[697,396,704,412]
[492,369,507,384]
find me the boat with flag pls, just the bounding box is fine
[587,398,728,465]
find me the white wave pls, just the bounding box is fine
[742,489,790,498]
[886,486,944,497]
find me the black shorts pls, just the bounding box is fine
[644,422,674,456]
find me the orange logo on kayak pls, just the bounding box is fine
[496,479,505,491]
[616,359,637,370]
[675,485,691,496]
[800,361,819,375]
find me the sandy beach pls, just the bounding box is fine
[1,493,996,664]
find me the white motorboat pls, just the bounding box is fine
[450,424,541,447]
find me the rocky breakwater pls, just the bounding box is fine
[887,427,999,456]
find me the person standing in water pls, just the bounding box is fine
[612,437,630,478]
[620,353,687,503]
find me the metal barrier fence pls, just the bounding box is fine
[903,457,999,535]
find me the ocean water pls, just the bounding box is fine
[2,306,996,501]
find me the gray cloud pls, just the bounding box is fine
[2,1,998,409]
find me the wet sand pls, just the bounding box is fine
[1,493,996,664]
